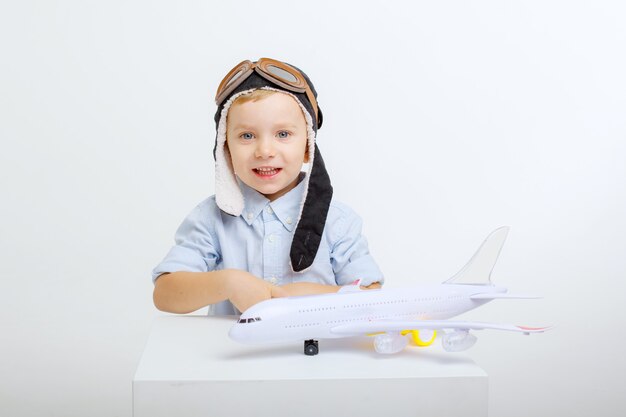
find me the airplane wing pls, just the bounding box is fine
[329,320,552,336]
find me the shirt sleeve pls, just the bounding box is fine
[330,206,385,287]
[151,200,220,283]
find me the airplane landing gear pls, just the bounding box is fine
[304,339,319,356]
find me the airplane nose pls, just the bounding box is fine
[228,324,245,343]
[229,321,268,344]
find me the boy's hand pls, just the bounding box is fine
[278,282,341,297]
[278,280,382,297]
[226,270,287,312]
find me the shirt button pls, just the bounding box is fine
[268,235,275,243]
[266,206,273,214]
[247,212,253,221]
[286,217,293,224]
[269,277,278,285]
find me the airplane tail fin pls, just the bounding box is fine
[444,226,509,285]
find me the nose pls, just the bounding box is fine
[254,136,276,159]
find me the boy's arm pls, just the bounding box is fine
[328,205,385,288]
[153,269,287,314]
[278,281,381,297]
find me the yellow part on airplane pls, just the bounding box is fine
[365,330,437,346]
[401,329,437,347]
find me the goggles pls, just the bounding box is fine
[215,58,320,126]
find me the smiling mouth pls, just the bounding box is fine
[253,167,282,177]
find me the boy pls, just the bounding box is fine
[152,58,384,315]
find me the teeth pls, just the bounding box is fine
[254,167,280,176]
[256,167,279,172]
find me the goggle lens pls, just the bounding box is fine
[265,64,298,84]
[224,67,247,90]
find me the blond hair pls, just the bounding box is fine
[231,88,277,106]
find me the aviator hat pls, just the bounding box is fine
[212,58,332,272]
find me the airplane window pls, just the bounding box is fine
[238,319,246,323]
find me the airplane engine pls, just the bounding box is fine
[442,330,477,352]
[374,332,408,354]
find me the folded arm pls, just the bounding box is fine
[153,271,381,313]
[153,269,287,314]
[278,281,381,297]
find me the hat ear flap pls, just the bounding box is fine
[316,106,323,130]
[290,144,333,272]
[214,89,249,216]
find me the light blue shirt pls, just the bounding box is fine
[152,173,384,315]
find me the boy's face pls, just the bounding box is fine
[226,92,309,202]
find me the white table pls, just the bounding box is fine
[133,316,488,417]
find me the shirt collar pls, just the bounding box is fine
[238,172,306,232]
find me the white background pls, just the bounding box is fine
[1,1,625,416]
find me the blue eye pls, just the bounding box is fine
[240,133,254,140]
[277,131,290,139]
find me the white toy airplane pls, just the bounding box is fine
[229,227,551,355]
